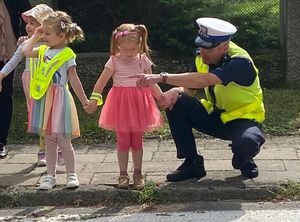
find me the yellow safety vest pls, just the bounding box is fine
[195,42,265,124]
[30,45,76,99]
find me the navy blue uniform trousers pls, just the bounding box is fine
[166,94,265,160]
[0,61,14,145]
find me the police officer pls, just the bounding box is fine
[135,17,266,181]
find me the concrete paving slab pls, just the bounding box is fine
[0,136,299,206]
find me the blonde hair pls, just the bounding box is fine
[42,11,84,44]
[110,23,151,60]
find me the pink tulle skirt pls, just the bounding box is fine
[99,86,164,132]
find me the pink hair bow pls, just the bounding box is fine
[115,31,139,39]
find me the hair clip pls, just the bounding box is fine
[61,21,66,29]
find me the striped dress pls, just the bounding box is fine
[99,54,164,132]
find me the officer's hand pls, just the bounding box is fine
[130,74,161,87]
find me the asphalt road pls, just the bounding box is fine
[0,201,299,221]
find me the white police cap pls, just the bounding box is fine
[195,17,237,49]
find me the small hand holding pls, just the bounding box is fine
[17,36,29,46]
[90,100,99,113]
[161,88,180,110]
[157,94,167,110]
[83,100,92,114]
[84,100,98,114]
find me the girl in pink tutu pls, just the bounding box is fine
[89,23,164,189]
[22,11,90,190]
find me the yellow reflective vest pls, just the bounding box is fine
[30,45,76,99]
[195,42,265,124]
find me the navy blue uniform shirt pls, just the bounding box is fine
[191,48,256,86]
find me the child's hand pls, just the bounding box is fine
[159,89,180,110]
[33,27,44,41]
[17,36,29,46]
[83,100,92,114]
[83,100,99,114]
[90,100,99,113]
[157,94,166,110]
[0,72,5,93]
[85,100,98,114]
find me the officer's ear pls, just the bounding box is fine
[222,41,229,52]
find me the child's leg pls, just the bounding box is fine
[39,135,45,151]
[57,146,65,166]
[131,131,143,175]
[37,135,46,167]
[57,136,79,188]
[116,131,130,175]
[131,131,145,190]
[21,71,31,111]
[116,131,130,188]
[56,136,75,174]
[44,135,58,176]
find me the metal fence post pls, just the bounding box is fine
[285,0,300,85]
[280,0,287,83]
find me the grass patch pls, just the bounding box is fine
[132,181,159,205]
[8,86,300,144]
[262,87,300,135]
[276,180,300,201]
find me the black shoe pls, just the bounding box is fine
[232,153,248,169]
[0,143,8,158]
[240,159,259,179]
[166,155,206,182]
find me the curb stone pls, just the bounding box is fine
[0,183,281,208]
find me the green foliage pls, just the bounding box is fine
[276,180,300,201]
[56,0,280,54]
[262,88,300,135]
[70,32,104,53]
[58,0,163,52]
[132,181,159,204]
[253,52,284,88]
[226,1,280,50]
[149,0,211,55]
[9,86,300,144]
[150,0,280,54]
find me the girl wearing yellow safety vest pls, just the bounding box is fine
[22,11,90,190]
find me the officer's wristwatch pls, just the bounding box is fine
[160,72,168,83]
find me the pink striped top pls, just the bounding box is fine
[105,53,153,87]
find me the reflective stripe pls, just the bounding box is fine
[220,102,261,123]
[200,99,214,114]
